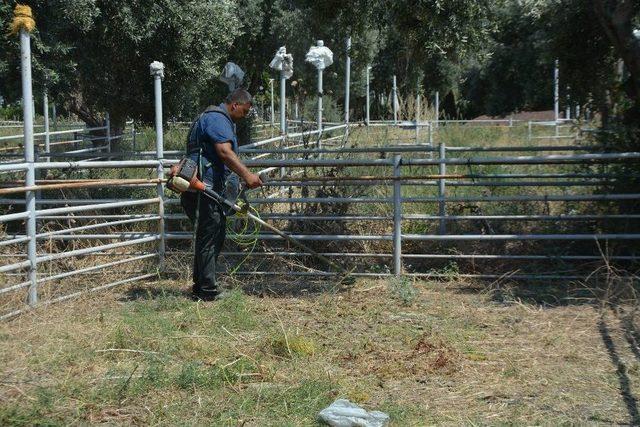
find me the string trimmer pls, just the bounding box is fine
[167,158,355,285]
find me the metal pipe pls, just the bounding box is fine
[38,214,159,220]
[318,64,323,134]
[0,211,30,223]
[402,194,640,203]
[392,75,398,124]
[1,254,157,295]
[44,273,158,307]
[366,66,371,126]
[435,91,439,128]
[19,27,38,306]
[393,154,402,275]
[401,152,640,166]
[37,253,157,285]
[43,91,50,161]
[151,61,166,272]
[554,59,559,137]
[0,126,107,142]
[35,216,160,238]
[344,36,351,137]
[0,273,157,321]
[415,87,420,143]
[0,259,30,273]
[105,112,111,153]
[403,233,640,241]
[401,253,640,261]
[217,251,640,262]
[35,198,160,216]
[438,142,446,234]
[403,214,640,221]
[0,236,31,246]
[270,78,275,128]
[280,70,286,134]
[36,236,159,264]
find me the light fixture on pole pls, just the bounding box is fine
[306,40,333,133]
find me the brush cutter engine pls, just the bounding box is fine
[167,158,200,193]
[167,158,247,215]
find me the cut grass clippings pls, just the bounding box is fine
[2,278,640,425]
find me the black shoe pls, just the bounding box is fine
[192,289,220,301]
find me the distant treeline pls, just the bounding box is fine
[0,0,638,132]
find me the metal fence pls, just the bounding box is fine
[2,117,639,320]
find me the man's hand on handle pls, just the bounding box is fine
[244,173,263,189]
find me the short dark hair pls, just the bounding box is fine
[225,89,253,105]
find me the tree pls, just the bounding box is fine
[1,0,241,146]
[592,0,640,124]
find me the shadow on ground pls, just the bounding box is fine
[599,311,640,425]
[119,285,191,302]
[453,280,598,307]
[237,277,351,298]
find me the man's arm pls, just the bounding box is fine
[214,142,263,189]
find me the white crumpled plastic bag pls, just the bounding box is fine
[318,399,390,427]
[269,46,294,79]
[305,40,333,70]
[219,62,245,91]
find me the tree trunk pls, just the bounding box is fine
[593,0,640,124]
[67,93,126,153]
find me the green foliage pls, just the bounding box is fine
[1,0,240,133]
[388,275,417,306]
[1,0,639,137]
[0,104,21,120]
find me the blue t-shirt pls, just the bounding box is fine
[188,103,237,190]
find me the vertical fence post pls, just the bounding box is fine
[435,91,440,129]
[269,78,275,130]
[317,65,323,134]
[150,61,166,271]
[565,85,571,120]
[344,36,351,138]
[131,123,137,152]
[43,91,50,161]
[528,120,532,142]
[438,142,446,235]
[415,87,421,143]
[554,59,559,137]
[51,102,57,133]
[16,9,38,305]
[280,71,286,135]
[105,112,111,153]
[280,70,286,178]
[392,75,398,124]
[365,66,371,126]
[393,154,402,276]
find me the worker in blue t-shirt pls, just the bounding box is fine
[181,89,263,301]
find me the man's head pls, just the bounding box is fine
[224,88,253,122]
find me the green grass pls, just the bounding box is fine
[2,278,639,425]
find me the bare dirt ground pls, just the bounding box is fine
[1,277,639,425]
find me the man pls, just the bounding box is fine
[181,88,263,301]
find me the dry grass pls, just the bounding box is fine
[2,277,640,425]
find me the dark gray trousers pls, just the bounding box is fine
[180,191,226,294]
